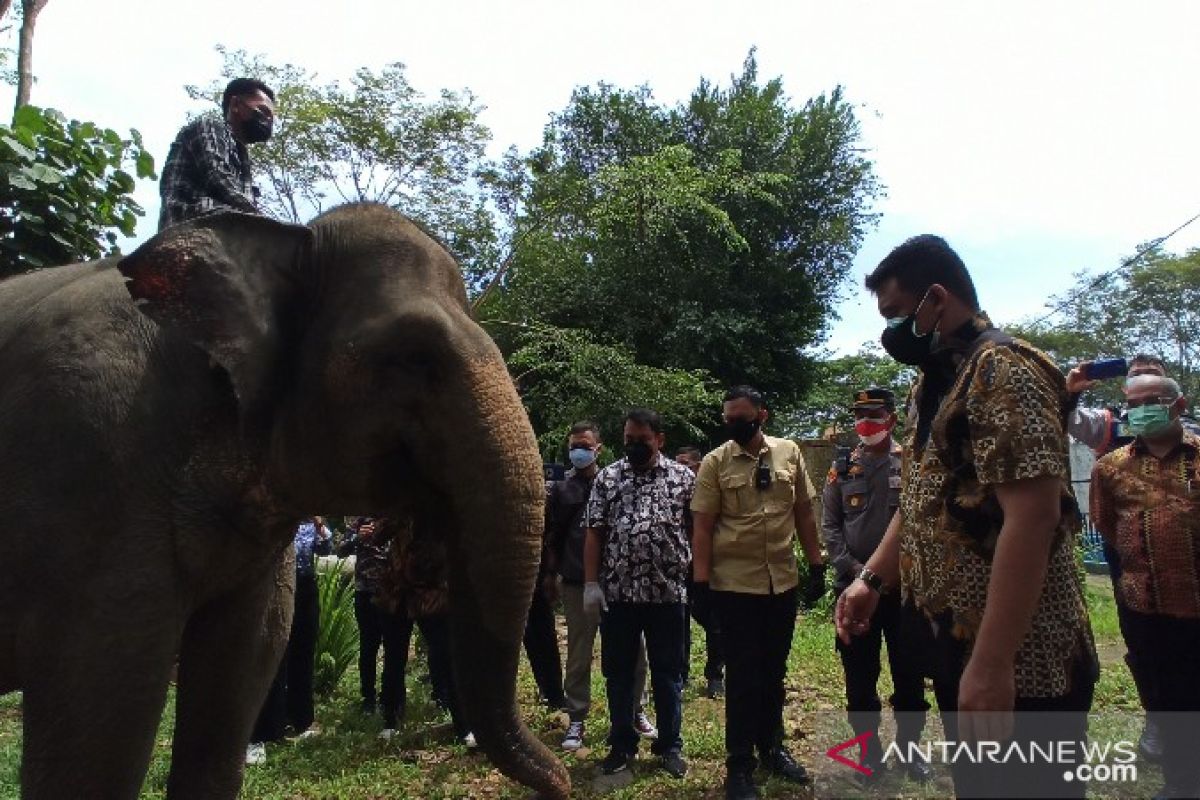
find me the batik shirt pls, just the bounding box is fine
[1091,430,1200,618]
[585,453,695,604]
[158,112,259,230]
[899,314,1097,697]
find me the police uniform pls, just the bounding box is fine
[820,388,930,775]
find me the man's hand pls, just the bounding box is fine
[957,654,1016,744]
[834,579,880,644]
[1065,364,1097,395]
[802,562,828,606]
[583,581,607,623]
[542,574,561,604]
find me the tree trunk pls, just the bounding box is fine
[14,0,49,119]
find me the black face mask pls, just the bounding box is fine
[726,417,761,447]
[242,108,274,144]
[625,441,653,467]
[880,290,941,366]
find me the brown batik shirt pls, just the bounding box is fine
[1091,430,1200,618]
[899,313,1097,698]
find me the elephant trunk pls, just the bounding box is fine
[439,355,569,800]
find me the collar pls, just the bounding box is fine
[731,435,775,459]
[1130,427,1200,458]
[920,312,994,378]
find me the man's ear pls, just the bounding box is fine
[118,212,314,428]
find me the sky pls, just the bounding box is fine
[6,0,1200,354]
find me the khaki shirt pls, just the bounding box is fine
[691,435,814,595]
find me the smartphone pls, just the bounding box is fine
[1083,357,1127,381]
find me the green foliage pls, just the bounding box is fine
[502,322,723,460]
[776,344,915,439]
[188,46,500,284]
[1009,246,1200,405]
[0,104,154,276]
[314,560,358,697]
[485,50,880,407]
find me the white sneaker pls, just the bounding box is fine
[634,712,658,740]
[561,721,585,751]
[295,727,320,740]
[245,743,266,765]
[378,728,397,741]
[463,732,478,749]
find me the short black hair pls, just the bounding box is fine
[569,420,601,440]
[1130,353,1166,371]
[624,407,663,434]
[723,385,767,410]
[864,234,980,311]
[222,77,275,114]
[676,446,702,460]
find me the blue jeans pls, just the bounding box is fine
[600,601,686,755]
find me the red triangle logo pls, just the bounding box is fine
[826,730,874,776]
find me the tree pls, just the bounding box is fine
[502,322,722,460]
[481,51,880,407]
[775,345,915,440]
[1008,246,1200,403]
[0,104,155,276]
[13,0,47,116]
[187,47,501,284]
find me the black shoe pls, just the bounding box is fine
[706,677,726,698]
[599,749,633,775]
[725,770,761,800]
[660,750,688,778]
[360,698,376,715]
[1139,719,1163,764]
[902,759,933,782]
[763,748,810,784]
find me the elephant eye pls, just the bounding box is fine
[380,350,436,380]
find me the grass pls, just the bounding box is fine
[0,576,1157,798]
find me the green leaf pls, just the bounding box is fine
[0,135,36,161]
[13,105,48,135]
[134,150,156,179]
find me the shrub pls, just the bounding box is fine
[314,559,358,696]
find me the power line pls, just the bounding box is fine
[1026,208,1200,328]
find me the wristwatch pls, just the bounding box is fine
[858,566,885,594]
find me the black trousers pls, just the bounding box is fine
[927,608,1096,799]
[390,613,468,737]
[523,586,565,707]
[835,589,929,762]
[1119,608,1200,794]
[252,572,320,742]
[713,587,796,774]
[685,576,724,683]
[353,589,409,720]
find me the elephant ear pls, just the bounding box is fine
[118,212,314,430]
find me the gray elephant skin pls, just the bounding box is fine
[0,204,570,800]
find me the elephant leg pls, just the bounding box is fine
[20,606,178,800]
[166,557,293,800]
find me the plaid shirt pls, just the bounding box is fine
[158,112,259,230]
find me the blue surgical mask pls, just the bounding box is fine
[568,447,596,469]
[1127,404,1174,437]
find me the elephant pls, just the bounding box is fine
[0,204,570,800]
